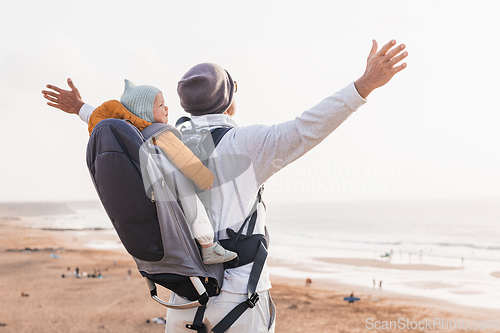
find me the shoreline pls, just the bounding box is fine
[269,275,500,320]
[315,257,460,271]
[1,218,499,332]
[267,241,500,312]
[268,276,500,333]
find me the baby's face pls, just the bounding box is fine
[153,93,169,124]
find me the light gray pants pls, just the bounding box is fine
[165,290,276,333]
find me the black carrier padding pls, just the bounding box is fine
[141,272,220,301]
[201,127,232,168]
[219,198,268,269]
[210,241,268,333]
[220,234,268,269]
[210,127,232,148]
[87,119,164,262]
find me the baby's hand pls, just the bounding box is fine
[205,184,213,191]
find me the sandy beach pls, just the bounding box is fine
[1,216,499,333]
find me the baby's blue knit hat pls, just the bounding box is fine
[120,79,161,123]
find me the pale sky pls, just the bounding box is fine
[0,1,499,202]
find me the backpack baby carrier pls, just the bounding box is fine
[87,118,269,333]
[86,119,223,309]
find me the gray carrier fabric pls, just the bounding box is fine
[140,123,198,225]
[86,119,223,288]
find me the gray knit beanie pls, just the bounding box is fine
[177,63,234,116]
[120,79,161,123]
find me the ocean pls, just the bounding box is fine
[5,198,500,310]
[265,199,500,310]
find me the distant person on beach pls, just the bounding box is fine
[42,39,408,332]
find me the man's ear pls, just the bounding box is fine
[224,101,236,117]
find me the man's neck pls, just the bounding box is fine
[190,114,238,129]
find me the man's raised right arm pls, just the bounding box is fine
[42,78,95,124]
[234,39,408,185]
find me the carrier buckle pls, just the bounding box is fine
[186,323,206,331]
[246,292,259,308]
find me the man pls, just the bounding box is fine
[42,39,407,332]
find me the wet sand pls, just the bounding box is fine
[1,218,499,333]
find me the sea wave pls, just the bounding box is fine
[272,231,500,259]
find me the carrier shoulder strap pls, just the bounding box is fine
[211,242,268,333]
[195,126,232,220]
[211,127,232,148]
[189,122,268,333]
[202,126,232,168]
[187,125,232,333]
[210,187,266,333]
[226,194,259,249]
[186,304,207,333]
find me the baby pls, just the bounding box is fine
[87,79,237,265]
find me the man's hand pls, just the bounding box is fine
[42,78,85,115]
[354,40,408,99]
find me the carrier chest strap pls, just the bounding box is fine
[211,242,268,333]
[245,186,264,238]
[227,198,258,249]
